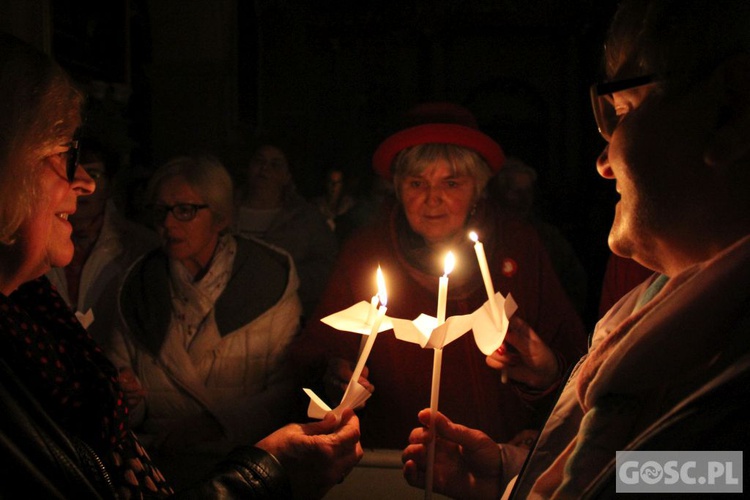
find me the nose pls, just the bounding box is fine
[596,145,614,179]
[425,185,444,206]
[72,164,96,195]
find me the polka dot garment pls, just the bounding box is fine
[0,277,173,498]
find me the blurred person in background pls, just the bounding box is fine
[489,157,588,318]
[111,155,309,489]
[46,136,159,352]
[234,141,338,322]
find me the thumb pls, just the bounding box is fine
[418,409,486,449]
[302,411,341,435]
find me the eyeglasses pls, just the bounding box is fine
[148,203,209,222]
[63,140,80,182]
[590,74,658,141]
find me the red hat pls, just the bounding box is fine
[372,102,505,179]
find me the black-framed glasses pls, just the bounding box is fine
[147,203,209,222]
[590,74,658,141]
[63,139,80,182]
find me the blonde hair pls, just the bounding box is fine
[0,34,83,244]
[147,154,235,230]
[391,143,492,201]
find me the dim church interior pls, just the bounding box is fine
[1,3,621,497]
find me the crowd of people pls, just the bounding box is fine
[2,0,748,497]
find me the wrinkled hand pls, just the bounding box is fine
[485,316,559,390]
[402,409,503,499]
[508,429,539,450]
[118,366,146,409]
[256,409,363,499]
[323,357,374,407]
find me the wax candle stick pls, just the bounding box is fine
[469,231,508,384]
[360,294,380,356]
[345,266,387,400]
[426,251,454,500]
[364,293,378,326]
[469,231,502,326]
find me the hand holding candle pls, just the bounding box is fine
[426,251,454,499]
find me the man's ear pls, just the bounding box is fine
[705,54,750,167]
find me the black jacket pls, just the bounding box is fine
[0,359,293,499]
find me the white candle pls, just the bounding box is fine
[426,251,454,500]
[346,267,387,399]
[361,293,380,356]
[364,293,378,326]
[436,251,454,323]
[469,231,508,384]
[469,231,502,327]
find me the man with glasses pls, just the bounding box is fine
[401,0,750,497]
[47,136,159,352]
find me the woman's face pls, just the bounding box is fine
[12,142,95,282]
[398,159,478,246]
[153,175,224,277]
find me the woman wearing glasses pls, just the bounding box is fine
[0,33,362,497]
[0,32,177,497]
[111,154,307,489]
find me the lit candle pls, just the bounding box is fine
[345,266,387,400]
[364,293,379,326]
[469,231,502,327]
[469,231,508,384]
[361,271,383,356]
[426,251,454,500]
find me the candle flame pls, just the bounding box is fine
[469,231,478,242]
[444,251,455,276]
[376,265,388,306]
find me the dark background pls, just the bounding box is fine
[2,0,622,328]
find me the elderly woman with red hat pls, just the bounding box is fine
[289,102,587,449]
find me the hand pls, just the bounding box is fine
[323,357,374,407]
[485,316,559,390]
[256,408,363,499]
[118,366,147,409]
[508,429,539,450]
[402,409,503,499]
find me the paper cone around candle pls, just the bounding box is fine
[320,301,394,335]
[471,292,518,354]
[389,292,517,353]
[391,313,474,349]
[303,383,372,420]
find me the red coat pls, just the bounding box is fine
[290,201,587,448]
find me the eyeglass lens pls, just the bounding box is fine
[590,74,657,141]
[590,89,616,140]
[151,204,208,222]
[65,140,80,182]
